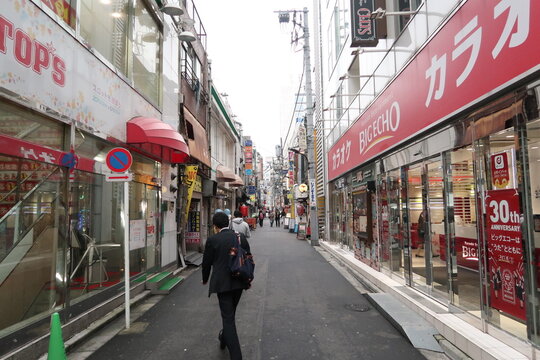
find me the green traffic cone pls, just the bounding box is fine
[47,312,66,360]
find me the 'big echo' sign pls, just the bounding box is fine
[328,0,540,181]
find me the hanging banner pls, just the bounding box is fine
[183,165,198,222]
[485,189,525,321]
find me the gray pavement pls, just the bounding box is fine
[80,219,425,360]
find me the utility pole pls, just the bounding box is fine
[276,8,319,245]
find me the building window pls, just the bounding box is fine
[132,0,161,105]
[397,0,422,32]
[40,0,77,28]
[79,0,161,105]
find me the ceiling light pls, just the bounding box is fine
[111,12,123,18]
[160,5,184,16]
[178,30,197,42]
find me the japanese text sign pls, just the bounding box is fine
[328,0,540,180]
[485,189,525,321]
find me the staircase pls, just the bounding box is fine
[145,271,184,295]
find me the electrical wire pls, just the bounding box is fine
[282,66,305,157]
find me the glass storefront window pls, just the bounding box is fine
[0,101,66,151]
[68,170,125,304]
[477,123,527,339]
[0,156,66,334]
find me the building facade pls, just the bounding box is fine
[318,0,540,353]
[0,0,211,356]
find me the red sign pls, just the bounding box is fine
[328,0,540,180]
[485,189,525,320]
[0,133,94,172]
[0,15,66,86]
[106,148,133,173]
[491,152,510,189]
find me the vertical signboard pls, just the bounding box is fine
[183,165,198,222]
[485,189,525,321]
[350,0,378,47]
[491,151,513,189]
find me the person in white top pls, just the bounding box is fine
[230,210,251,239]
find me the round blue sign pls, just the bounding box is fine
[106,148,133,173]
[60,152,78,170]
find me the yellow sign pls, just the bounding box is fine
[298,183,308,192]
[183,165,198,222]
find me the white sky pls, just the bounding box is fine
[195,0,312,159]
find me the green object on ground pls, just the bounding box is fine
[159,277,183,291]
[47,312,66,360]
[147,271,171,283]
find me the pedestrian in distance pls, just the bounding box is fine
[275,209,281,227]
[269,210,275,227]
[202,211,251,360]
[258,210,264,227]
[230,210,251,239]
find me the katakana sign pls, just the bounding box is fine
[329,0,539,180]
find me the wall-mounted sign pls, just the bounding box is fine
[350,0,378,47]
[491,151,511,189]
[329,0,540,181]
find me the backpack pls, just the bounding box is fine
[229,233,255,286]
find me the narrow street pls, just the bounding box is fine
[79,220,425,360]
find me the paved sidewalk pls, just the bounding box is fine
[319,241,530,360]
[75,220,425,360]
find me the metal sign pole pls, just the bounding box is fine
[124,180,130,329]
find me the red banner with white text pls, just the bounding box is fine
[328,0,540,180]
[486,189,525,321]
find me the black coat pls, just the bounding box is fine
[202,229,251,296]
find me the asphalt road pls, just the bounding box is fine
[84,219,425,360]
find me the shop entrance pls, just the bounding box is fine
[406,157,448,298]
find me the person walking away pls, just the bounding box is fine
[258,210,264,227]
[230,210,251,239]
[269,210,275,227]
[275,209,281,227]
[202,212,251,360]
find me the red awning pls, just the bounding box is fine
[216,165,235,182]
[127,117,190,163]
[229,174,244,187]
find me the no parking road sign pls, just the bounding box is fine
[106,148,133,173]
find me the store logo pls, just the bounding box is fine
[0,15,66,86]
[359,101,400,155]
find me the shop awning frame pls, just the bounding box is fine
[127,117,190,163]
[216,164,236,182]
[229,174,244,187]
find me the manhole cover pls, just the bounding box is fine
[344,303,370,312]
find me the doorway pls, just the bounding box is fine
[406,157,448,298]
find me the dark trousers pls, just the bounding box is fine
[217,289,243,360]
[259,218,263,226]
[275,218,280,227]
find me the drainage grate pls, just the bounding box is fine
[344,303,370,312]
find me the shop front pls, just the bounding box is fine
[327,0,540,346]
[0,0,188,353]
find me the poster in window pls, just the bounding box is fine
[485,189,525,321]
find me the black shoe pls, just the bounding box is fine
[218,330,226,350]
